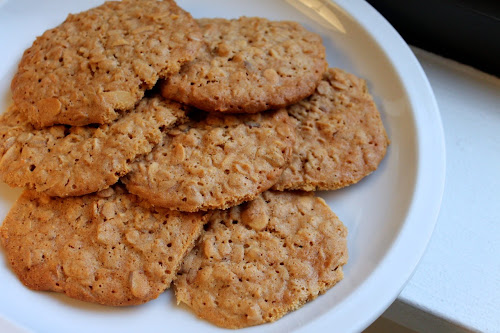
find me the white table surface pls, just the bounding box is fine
[382,48,500,333]
[0,45,498,333]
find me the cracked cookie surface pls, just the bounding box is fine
[174,190,348,328]
[273,68,389,191]
[0,96,188,197]
[124,109,295,212]
[12,0,201,127]
[161,17,326,113]
[0,185,208,306]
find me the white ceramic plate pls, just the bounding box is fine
[0,0,445,332]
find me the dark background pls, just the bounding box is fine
[367,0,500,77]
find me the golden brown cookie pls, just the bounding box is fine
[0,185,209,306]
[174,190,348,328]
[273,68,389,191]
[123,109,296,212]
[161,17,326,113]
[0,96,188,197]
[12,0,201,127]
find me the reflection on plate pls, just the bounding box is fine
[0,0,445,332]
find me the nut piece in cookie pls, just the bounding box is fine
[0,97,189,197]
[0,185,209,306]
[175,190,348,328]
[12,0,201,127]
[161,17,327,113]
[124,109,296,212]
[273,68,389,191]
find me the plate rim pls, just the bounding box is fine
[0,0,446,332]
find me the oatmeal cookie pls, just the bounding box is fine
[0,97,188,197]
[161,17,326,113]
[273,68,389,191]
[124,109,295,212]
[175,190,348,328]
[12,0,201,127]
[0,185,209,306]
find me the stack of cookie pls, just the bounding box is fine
[0,0,388,329]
